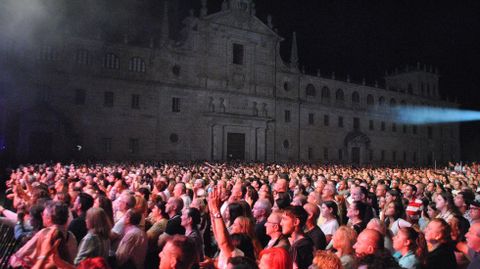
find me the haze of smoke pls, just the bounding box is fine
[391,106,480,125]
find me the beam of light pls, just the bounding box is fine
[391,106,480,125]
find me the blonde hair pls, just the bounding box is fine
[333,226,357,255]
[312,250,344,269]
[233,216,263,258]
[86,207,112,239]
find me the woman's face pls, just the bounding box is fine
[427,206,438,219]
[378,197,386,209]
[435,195,447,211]
[230,218,243,234]
[346,203,357,218]
[385,202,396,217]
[385,192,394,204]
[392,230,408,251]
[321,204,332,218]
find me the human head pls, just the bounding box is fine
[166,197,184,216]
[470,200,480,222]
[321,200,338,220]
[322,184,336,201]
[118,192,136,213]
[124,209,142,226]
[227,256,259,269]
[303,202,320,225]
[332,226,357,255]
[43,201,69,227]
[181,207,201,229]
[351,186,366,202]
[74,193,94,215]
[230,216,254,235]
[281,206,308,236]
[252,199,272,222]
[86,207,112,239]
[375,184,387,198]
[353,229,384,257]
[173,182,186,198]
[347,201,367,221]
[159,235,196,269]
[258,247,292,269]
[265,211,283,237]
[435,192,455,212]
[311,250,343,269]
[424,218,452,246]
[366,218,386,236]
[403,184,417,199]
[465,223,480,252]
[384,201,404,220]
[454,191,475,210]
[393,227,426,259]
[77,257,110,269]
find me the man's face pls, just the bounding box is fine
[404,186,414,199]
[470,206,480,221]
[351,188,363,202]
[159,242,177,269]
[173,184,183,197]
[180,210,189,227]
[375,185,386,197]
[42,208,52,227]
[265,215,280,236]
[353,232,374,257]
[252,202,264,220]
[166,198,175,214]
[280,213,295,235]
[465,224,480,252]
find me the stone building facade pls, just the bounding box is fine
[0,0,460,164]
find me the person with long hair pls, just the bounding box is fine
[230,216,263,257]
[74,207,112,265]
[320,200,340,244]
[384,201,411,236]
[392,227,427,269]
[347,201,367,234]
[436,192,459,223]
[332,226,357,269]
[94,195,114,226]
[258,247,292,269]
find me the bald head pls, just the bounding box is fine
[354,229,384,257]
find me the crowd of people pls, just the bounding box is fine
[1,161,480,269]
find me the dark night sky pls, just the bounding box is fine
[206,0,480,159]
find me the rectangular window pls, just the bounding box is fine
[104,91,114,107]
[324,115,330,126]
[338,116,343,128]
[369,120,374,131]
[308,113,314,125]
[323,147,329,161]
[284,110,291,123]
[102,138,112,153]
[131,94,140,109]
[428,126,433,139]
[75,89,86,105]
[129,138,139,154]
[233,43,244,65]
[353,117,360,130]
[392,123,397,132]
[172,97,180,112]
[338,149,343,161]
[381,121,386,131]
[308,147,314,160]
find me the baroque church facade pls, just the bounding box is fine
[0,0,460,164]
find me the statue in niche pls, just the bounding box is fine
[261,103,267,117]
[252,102,258,116]
[219,98,226,113]
[208,97,215,112]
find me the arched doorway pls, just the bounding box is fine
[344,131,371,165]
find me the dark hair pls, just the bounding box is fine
[155,201,169,219]
[284,206,308,230]
[45,201,69,225]
[229,202,246,224]
[96,195,114,225]
[137,187,150,202]
[77,192,94,213]
[275,192,291,210]
[126,209,142,226]
[458,191,475,206]
[230,233,256,261]
[166,235,197,269]
[29,204,44,231]
[399,227,427,262]
[322,200,339,223]
[186,207,201,227]
[227,256,259,269]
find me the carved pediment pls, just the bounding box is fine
[205,12,280,38]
